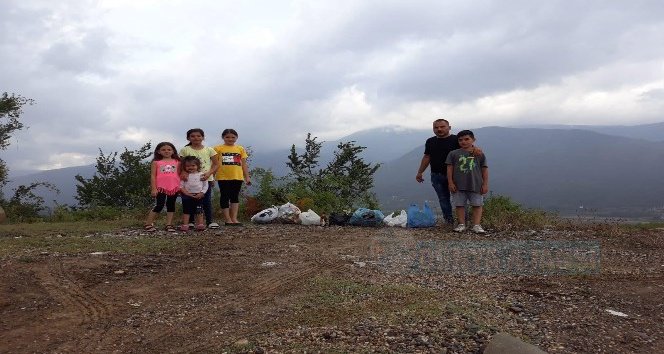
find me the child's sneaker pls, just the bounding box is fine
[471,224,486,234]
[195,224,206,231]
[453,224,466,232]
[179,224,190,232]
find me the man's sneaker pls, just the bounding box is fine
[471,224,486,234]
[453,224,466,232]
[208,222,220,229]
[188,223,195,228]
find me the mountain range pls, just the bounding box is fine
[514,122,664,143]
[375,127,664,216]
[4,122,664,218]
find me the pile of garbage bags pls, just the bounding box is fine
[250,201,438,228]
[250,202,323,226]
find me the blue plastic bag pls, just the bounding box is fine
[407,202,436,228]
[348,208,385,227]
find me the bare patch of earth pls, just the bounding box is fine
[1,224,662,353]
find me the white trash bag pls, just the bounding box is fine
[299,209,322,226]
[251,206,279,224]
[277,202,301,223]
[383,210,407,227]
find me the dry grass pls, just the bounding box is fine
[0,220,191,257]
[290,277,445,327]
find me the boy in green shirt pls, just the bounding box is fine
[445,130,489,233]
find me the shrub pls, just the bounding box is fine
[75,143,152,209]
[3,182,59,223]
[481,194,553,230]
[295,197,315,211]
[250,133,381,214]
[251,167,289,208]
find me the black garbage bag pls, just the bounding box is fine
[328,212,351,226]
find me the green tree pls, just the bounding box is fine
[286,133,322,183]
[0,92,31,150]
[322,141,381,209]
[0,92,58,223]
[75,143,153,208]
[267,134,381,212]
[251,167,288,206]
[0,92,34,194]
[4,182,59,222]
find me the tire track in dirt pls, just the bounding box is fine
[180,259,349,353]
[34,260,113,352]
[136,234,355,352]
[143,262,325,351]
[137,256,347,353]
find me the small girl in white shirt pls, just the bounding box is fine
[179,156,208,231]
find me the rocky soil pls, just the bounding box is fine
[1,224,662,353]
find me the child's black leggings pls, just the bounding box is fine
[218,180,243,208]
[152,193,178,213]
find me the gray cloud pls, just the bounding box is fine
[2,0,664,173]
[639,88,664,103]
[305,1,664,101]
[41,30,113,75]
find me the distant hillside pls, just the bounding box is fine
[329,126,427,162]
[374,127,664,216]
[3,165,96,207]
[250,126,428,176]
[516,122,664,142]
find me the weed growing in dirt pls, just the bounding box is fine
[222,340,257,354]
[17,255,35,263]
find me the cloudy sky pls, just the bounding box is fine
[2,0,664,172]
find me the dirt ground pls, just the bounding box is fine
[1,224,663,353]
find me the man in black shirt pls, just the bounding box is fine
[416,118,473,224]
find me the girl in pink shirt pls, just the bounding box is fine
[144,142,181,232]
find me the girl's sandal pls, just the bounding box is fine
[144,224,157,232]
[165,225,176,232]
[195,224,206,231]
